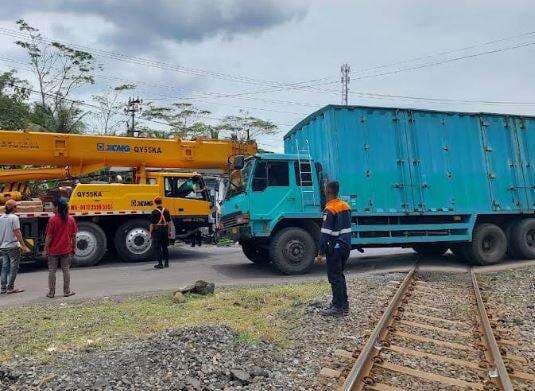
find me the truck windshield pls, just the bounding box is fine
[226,158,254,199]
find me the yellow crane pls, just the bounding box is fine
[0,130,256,266]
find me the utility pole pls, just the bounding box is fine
[340,64,351,106]
[124,97,143,137]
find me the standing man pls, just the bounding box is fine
[0,199,30,295]
[150,197,172,269]
[316,181,352,316]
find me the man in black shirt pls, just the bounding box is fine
[150,197,172,269]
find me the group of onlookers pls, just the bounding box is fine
[0,197,77,298]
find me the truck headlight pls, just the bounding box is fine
[236,214,249,225]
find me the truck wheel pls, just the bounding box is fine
[115,219,154,262]
[269,227,316,275]
[74,222,107,267]
[463,223,506,265]
[241,241,271,265]
[412,244,449,257]
[510,218,535,259]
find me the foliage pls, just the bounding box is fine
[218,110,277,140]
[15,19,99,133]
[91,84,136,135]
[142,101,211,138]
[0,70,31,130]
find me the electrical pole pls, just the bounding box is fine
[341,64,351,106]
[124,97,143,137]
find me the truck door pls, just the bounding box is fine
[509,117,535,210]
[249,160,297,221]
[480,115,526,211]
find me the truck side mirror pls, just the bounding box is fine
[233,155,245,170]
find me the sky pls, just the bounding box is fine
[1,0,535,151]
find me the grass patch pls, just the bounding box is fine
[0,282,329,362]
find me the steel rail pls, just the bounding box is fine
[470,269,514,391]
[341,265,416,391]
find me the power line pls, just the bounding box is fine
[0,26,334,90]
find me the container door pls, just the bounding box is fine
[510,117,535,210]
[359,109,414,213]
[479,115,526,212]
[404,111,454,212]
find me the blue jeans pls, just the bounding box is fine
[0,247,21,292]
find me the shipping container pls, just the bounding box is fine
[221,105,535,274]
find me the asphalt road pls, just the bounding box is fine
[2,245,534,308]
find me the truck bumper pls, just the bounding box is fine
[220,225,252,242]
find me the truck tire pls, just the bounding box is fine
[510,218,535,259]
[241,241,271,265]
[412,244,449,257]
[269,227,316,275]
[462,223,506,265]
[74,222,107,267]
[115,219,154,262]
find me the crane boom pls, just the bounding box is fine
[0,130,257,183]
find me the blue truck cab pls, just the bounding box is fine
[222,105,535,274]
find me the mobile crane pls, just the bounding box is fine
[0,130,256,266]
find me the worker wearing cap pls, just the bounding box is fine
[316,181,352,316]
[150,197,172,269]
[1,199,31,295]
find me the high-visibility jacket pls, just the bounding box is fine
[319,198,352,254]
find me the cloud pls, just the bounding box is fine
[2,0,308,52]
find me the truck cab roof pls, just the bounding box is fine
[255,153,301,161]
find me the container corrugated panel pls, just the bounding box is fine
[284,105,535,215]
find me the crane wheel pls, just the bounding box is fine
[74,222,107,267]
[114,219,155,262]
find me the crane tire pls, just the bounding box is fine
[73,222,107,267]
[115,219,155,262]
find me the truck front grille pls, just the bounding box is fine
[221,212,241,229]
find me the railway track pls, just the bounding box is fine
[340,267,535,390]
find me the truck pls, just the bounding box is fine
[221,104,535,274]
[0,130,256,266]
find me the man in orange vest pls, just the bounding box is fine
[150,197,172,269]
[317,181,352,316]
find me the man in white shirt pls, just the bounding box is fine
[0,199,30,294]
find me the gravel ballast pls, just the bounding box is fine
[0,273,404,390]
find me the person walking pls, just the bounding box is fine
[316,181,352,316]
[44,198,77,298]
[150,197,172,269]
[0,199,30,295]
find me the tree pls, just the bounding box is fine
[15,19,100,133]
[91,84,135,135]
[142,101,211,138]
[0,70,31,130]
[218,110,278,140]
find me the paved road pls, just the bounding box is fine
[2,245,534,308]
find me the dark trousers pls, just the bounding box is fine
[153,228,169,266]
[326,246,350,309]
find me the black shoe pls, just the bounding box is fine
[154,264,164,269]
[164,262,169,268]
[320,307,349,317]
